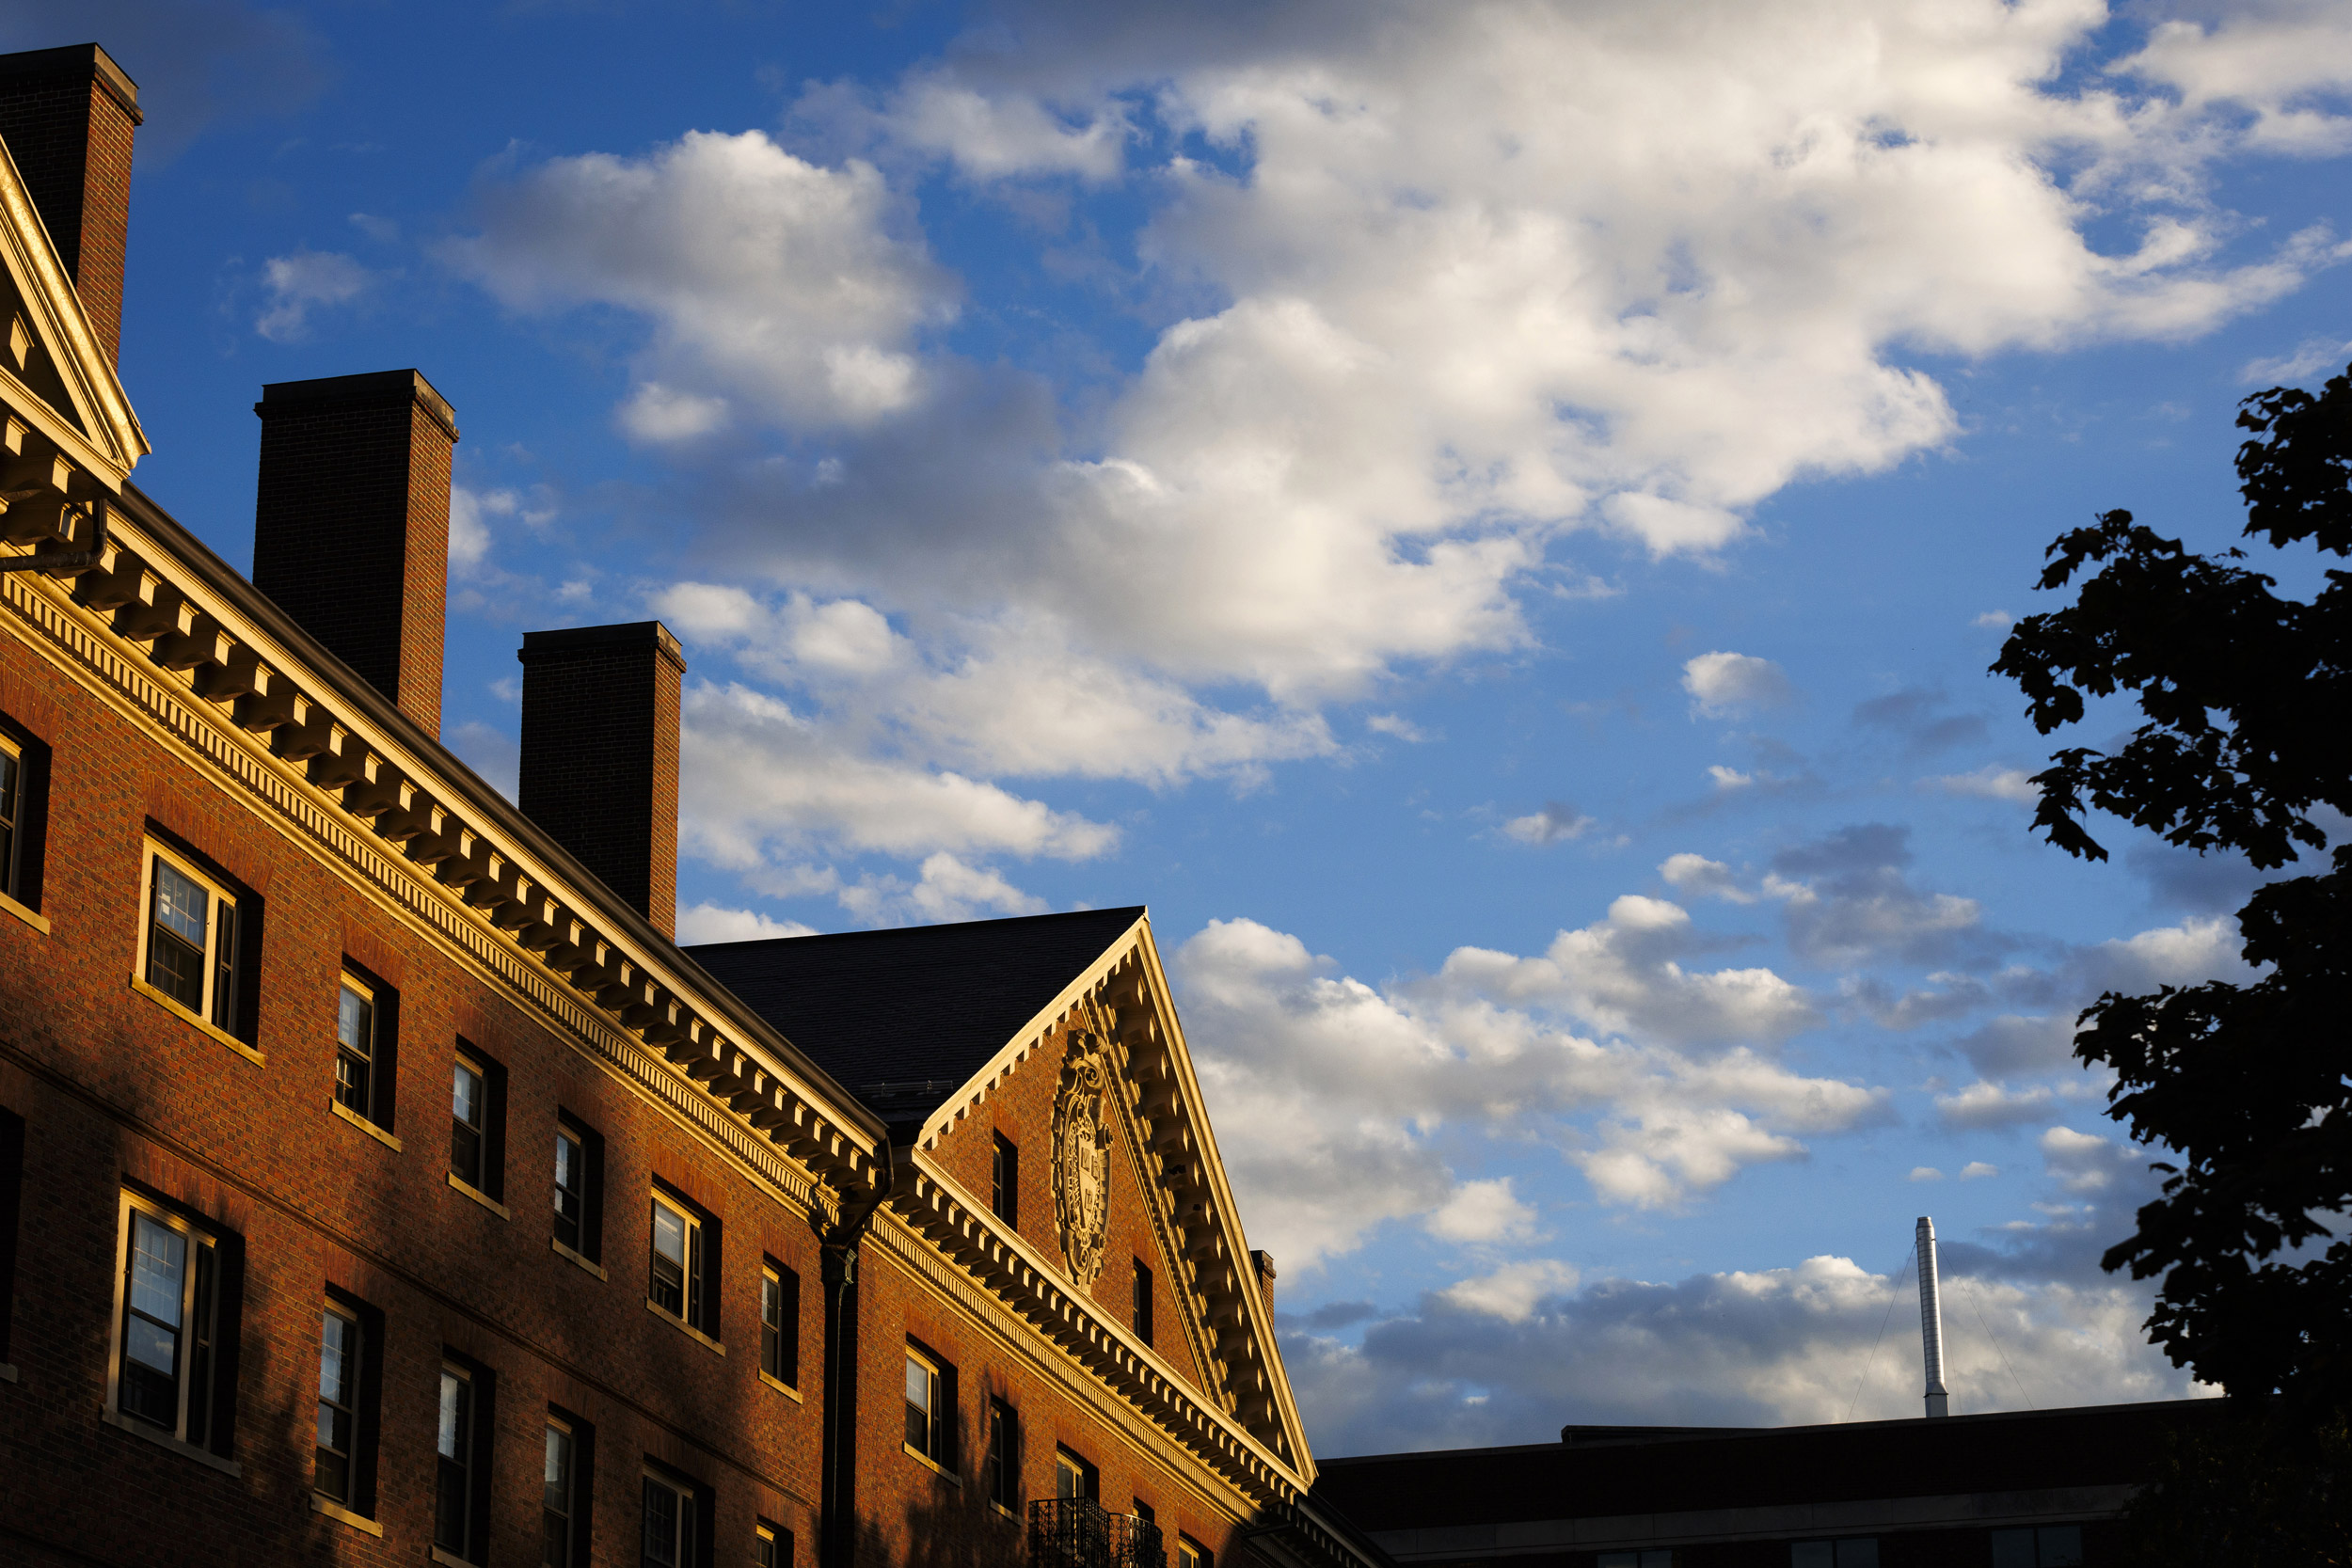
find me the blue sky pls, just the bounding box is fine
[22,0,2352,1454]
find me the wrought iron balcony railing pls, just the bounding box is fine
[1028,1497,1166,1568]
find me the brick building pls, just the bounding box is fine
[0,40,1384,1568]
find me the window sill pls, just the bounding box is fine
[645,1296,724,1355]
[903,1443,961,1485]
[128,974,263,1065]
[331,1097,403,1151]
[760,1370,803,1403]
[101,1407,242,1477]
[990,1499,1020,1522]
[0,888,47,934]
[552,1237,608,1280]
[448,1172,510,1218]
[310,1494,382,1537]
[431,1546,478,1568]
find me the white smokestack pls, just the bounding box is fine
[1916,1215,1949,1418]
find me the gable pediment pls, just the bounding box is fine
[0,130,148,499]
[906,915,1311,1475]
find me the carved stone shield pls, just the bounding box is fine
[1051,1032,1114,1287]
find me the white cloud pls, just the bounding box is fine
[1366,712,1431,742]
[674,902,818,943]
[2118,6,2352,156]
[1936,1079,2098,1130]
[839,850,1047,926]
[1660,853,1754,903]
[2042,1125,2144,1195]
[1708,765,1756,791]
[447,483,554,573]
[2238,335,2352,384]
[1169,906,1868,1261]
[1683,652,1794,717]
[1961,1161,2000,1180]
[826,68,1131,182]
[446,130,956,431]
[1910,1165,1944,1182]
[1426,1179,1540,1245]
[255,249,372,341]
[1974,610,2015,629]
[1931,764,2039,803]
[1502,801,1595,847]
[1438,1259,1580,1321]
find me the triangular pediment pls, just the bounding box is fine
[0,131,149,488]
[910,913,1311,1472]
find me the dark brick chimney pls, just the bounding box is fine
[516,623,685,938]
[0,43,141,365]
[251,371,458,734]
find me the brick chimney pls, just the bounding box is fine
[251,371,458,734]
[0,43,141,365]
[1251,1249,1277,1313]
[516,622,685,938]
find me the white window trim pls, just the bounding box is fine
[104,1189,223,1454]
[647,1190,703,1329]
[131,841,253,1060]
[0,732,41,932]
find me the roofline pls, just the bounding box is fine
[117,482,889,1148]
[1312,1395,2232,1467]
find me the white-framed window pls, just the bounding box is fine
[992,1133,1018,1227]
[452,1052,487,1189]
[1177,1538,1212,1568]
[903,1341,955,1466]
[0,730,24,902]
[983,1398,1019,1511]
[1054,1447,1095,1500]
[648,1191,707,1330]
[544,1415,580,1567]
[436,1362,482,1560]
[314,1303,362,1505]
[755,1520,790,1568]
[108,1190,224,1448]
[334,974,375,1117]
[137,842,240,1032]
[642,1468,700,1568]
[760,1260,798,1387]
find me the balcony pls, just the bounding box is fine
[1028,1497,1166,1568]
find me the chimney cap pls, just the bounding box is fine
[519,619,687,673]
[0,43,141,124]
[257,369,458,441]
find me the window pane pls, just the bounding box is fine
[554,1132,584,1248]
[147,920,207,1010]
[1835,1540,1877,1568]
[453,1063,485,1185]
[152,860,209,946]
[453,1063,484,1128]
[2037,1526,2083,1568]
[904,1355,931,1453]
[120,1212,187,1426]
[210,901,238,1031]
[336,982,373,1116]
[543,1424,573,1567]
[1790,1544,1835,1568]
[339,984,372,1052]
[651,1200,688,1314]
[437,1371,472,1553]
[644,1478,680,1568]
[130,1213,187,1326]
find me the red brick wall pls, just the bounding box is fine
[0,631,820,1566]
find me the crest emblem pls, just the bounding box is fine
[1051,1030,1114,1287]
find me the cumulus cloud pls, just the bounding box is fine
[1960,1161,2000,1180]
[1682,652,1794,717]
[1170,908,1867,1263]
[1771,824,1995,968]
[445,130,957,431]
[2239,334,2352,384]
[1438,1259,1580,1321]
[1660,853,1753,903]
[1502,801,1595,847]
[674,902,818,943]
[255,249,373,341]
[447,483,554,573]
[1931,764,2040,803]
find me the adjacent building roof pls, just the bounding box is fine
[685,906,1149,1128]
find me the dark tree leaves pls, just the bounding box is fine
[1993,364,2352,1415]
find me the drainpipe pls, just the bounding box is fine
[818,1147,897,1568]
[1917,1215,1949,1419]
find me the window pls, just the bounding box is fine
[1134,1499,1156,1528]
[755,1522,791,1568]
[0,1106,22,1367]
[1991,1527,2083,1568]
[1133,1259,1153,1345]
[332,966,399,1129]
[649,1190,717,1335]
[110,1192,230,1451]
[1792,1542,1876,1568]
[545,1412,593,1568]
[761,1260,799,1388]
[0,725,41,910]
[903,1341,956,1467]
[451,1046,505,1197]
[1054,1448,1096,1501]
[314,1305,362,1505]
[983,1398,1019,1511]
[992,1133,1018,1227]
[437,1363,482,1560]
[1177,1539,1212,1568]
[138,842,241,1033]
[554,1117,603,1262]
[642,1468,705,1568]
[1602,1555,1674,1568]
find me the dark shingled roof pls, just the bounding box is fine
[684,907,1148,1129]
